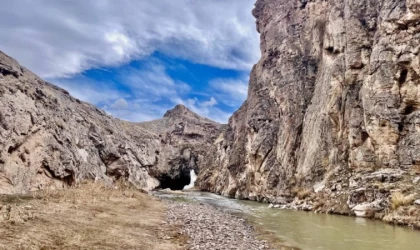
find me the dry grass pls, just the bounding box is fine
[0,181,186,250]
[411,165,420,175]
[292,187,312,200]
[390,192,416,210]
[383,206,420,229]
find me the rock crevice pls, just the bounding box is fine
[197,0,420,227]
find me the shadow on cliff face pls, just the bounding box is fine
[157,169,192,190]
[154,148,198,191]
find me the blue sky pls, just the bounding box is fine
[0,0,260,123]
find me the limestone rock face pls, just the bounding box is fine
[198,0,420,219]
[137,104,223,189]
[0,51,221,194]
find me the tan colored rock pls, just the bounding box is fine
[197,0,420,225]
[0,51,221,194]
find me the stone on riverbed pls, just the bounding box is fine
[166,201,270,250]
[352,200,386,218]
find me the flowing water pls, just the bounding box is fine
[183,170,197,190]
[155,190,420,250]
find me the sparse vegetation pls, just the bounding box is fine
[321,156,329,167]
[292,187,312,200]
[313,199,325,210]
[390,192,416,210]
[411,165,420,175]
[0,181,186,250]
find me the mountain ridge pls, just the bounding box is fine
[0,50,221,193]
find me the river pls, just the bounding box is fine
[155,190,420,250]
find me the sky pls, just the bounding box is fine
[0,0,260,123]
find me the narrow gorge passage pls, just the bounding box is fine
[157,169,192,191]
[0,0,419,249]
[156,168,197,191]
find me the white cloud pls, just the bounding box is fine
[201,97,218,107]
[123,63,191,103]
[115,65,231,123]
[105,100,170,122]
[209,77,249,107]
[1,1,258,124]
[173,97,230,123]
[0,0,259,78]
[111,98,129,110]
[105,30,137,61]
[53,62,233,123]
[53,77,128,104]
[52,61,250,124]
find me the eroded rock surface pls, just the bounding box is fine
[0,51,221,194]
[137,105,223,190]
[1,0,420,229]
[198,0,420,227]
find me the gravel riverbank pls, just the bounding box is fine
[165,201,271,250]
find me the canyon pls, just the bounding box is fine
[0,51,222,194]
[196,0,420,228]
[1,0,420,232]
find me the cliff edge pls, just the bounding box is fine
[197,0,420,228]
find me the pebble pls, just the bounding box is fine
[166,201,270,250]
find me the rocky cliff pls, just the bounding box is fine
[198,0,420,227]
[0,51,221,194]
[1,0,420,228]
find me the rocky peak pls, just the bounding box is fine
[0,50,24,78]
[0,51,222,193]
[163,104,199,120]
[136,104,223,189]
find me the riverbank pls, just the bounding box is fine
[166,201,286,250]
[0,183,186,249]
[157,190,420,250]
[264,189,420,230]
[0,183,291,250]
[2,185,418,250]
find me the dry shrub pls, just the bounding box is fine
[391,192,416,210]
[0,204,35,224]
[31,180,114,205]
[313,199,325,210]
[411,165,420,175]
[292,187,312,199]
[114,178,141,192]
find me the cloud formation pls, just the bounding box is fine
[0,0,259,79]
[111,98,129,110]
[0,0,257,123]
[53,60,248,123]
[210,77,249,107]
[201,97,218,107]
